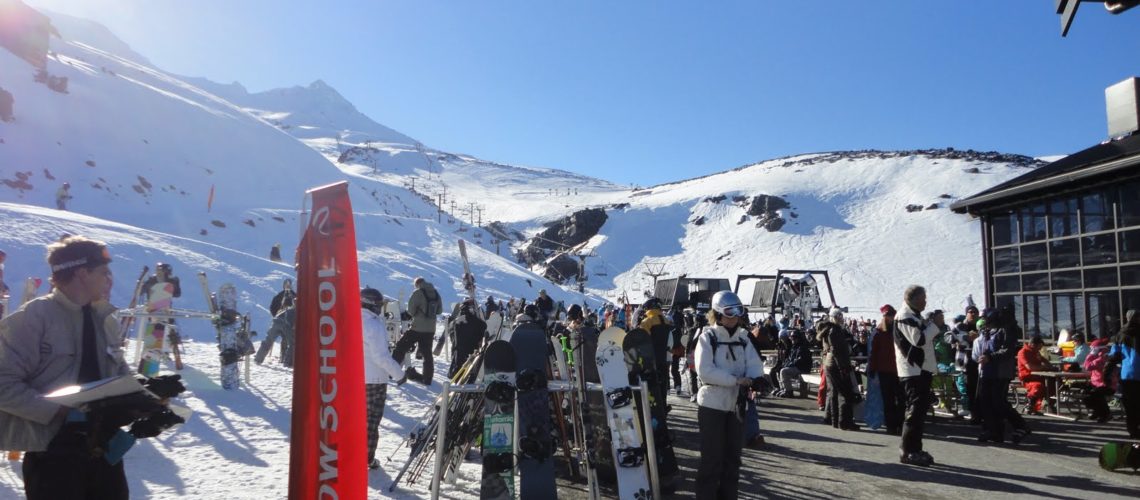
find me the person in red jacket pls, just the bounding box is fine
[869,304,904,435]
[1017,335,1054,414]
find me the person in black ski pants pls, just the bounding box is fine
[694,291,762,500]
[893,285,939,466]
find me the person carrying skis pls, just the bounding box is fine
[0,235,186,499]
[393,277,442,386]
[55,182,72,210]
[360,288,406,470]
[693,291,763,500]
[447,299,486,378]
[255,294,295,367]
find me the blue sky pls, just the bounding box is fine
[27,1,1140,185]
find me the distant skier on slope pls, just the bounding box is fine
[55,182,72,210]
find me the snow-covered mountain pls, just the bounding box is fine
[0,3,1054,498]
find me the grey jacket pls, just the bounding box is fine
[407,283,441,333]
[0,291,131,451]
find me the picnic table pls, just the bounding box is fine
[1030,371,1091,420]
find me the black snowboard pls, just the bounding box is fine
[624,327,680,478]
[509,323,557,499]
[574,324,616,484]
[481,340,516,499]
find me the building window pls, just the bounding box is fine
[993,247,1019,274]
[1088,292,1121,340]
[1123,289,1140,317]
[992,213,1018,246]
[1085,267,1119,288]
[1120,179,1140,228]
[1050,271,1082,290]
[1050,197,1079,238]
[1023,273,1050,292]
[1054,294,1085,337]
[1082,190,1116,233]
[1082,233,1116,265]
[1024,294,1054,340]
[995,275,1020,293]
[1021,203,1047,242]
[1048,237,1080,269]
[1121,228,1140,263]
[1021,243,1048,272]
[1122,264,1140,287]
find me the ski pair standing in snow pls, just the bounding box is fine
[694,291,763,500]
[360,287,406,470]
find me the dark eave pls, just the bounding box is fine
[950,133,1140,215]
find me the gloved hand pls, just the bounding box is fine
[87,392,164,429]
[129,409,185,439]
[140,374,186,399]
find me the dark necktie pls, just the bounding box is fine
[77,305,101,383]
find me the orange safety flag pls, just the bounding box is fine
[288,181,366,500]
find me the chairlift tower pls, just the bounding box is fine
[643,261,669,295]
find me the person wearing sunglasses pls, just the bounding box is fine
[693,291,763,500]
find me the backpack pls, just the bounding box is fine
[425,288,443,316]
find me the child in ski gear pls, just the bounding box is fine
[0,236,182,499]
[1083,338,1117,423]
[893,285,938,466]
[360,288,405,469]
[1017,335,1054,414]
[694,291,762,500]
[1060,333,1091,371]
[393,277,441,385]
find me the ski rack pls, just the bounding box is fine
[114,306,218,321]
[427,381,661,500]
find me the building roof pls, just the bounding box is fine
[950,133,1140,214]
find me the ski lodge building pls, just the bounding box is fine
[951,78,1140,341]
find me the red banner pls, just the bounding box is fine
[289,181,366,500]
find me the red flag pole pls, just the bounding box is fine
[288,181,366,500]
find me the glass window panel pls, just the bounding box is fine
[1088,293,1121,340]
[1021,243,1048,272]
[1081,190,1116,233]
[1050,271,1082,290]
[1025,295,1054,341]
[1085,267,1119,288]
[1048,238,1080,269]
[1122,265,1140,287]
[1050,197,1079,238]
[1121,228,1140,263]
[991,213,1018,246]
[1021,204,1047,242]
[1023,272,1050,292]
[993,247,1019,274]
[995,275,1020,293]
[1053,294,1085,338]
[1123,290,1140,320]
[1120,180,1140,228]
[1013,295,1026,336]
[1082,234,1117,266]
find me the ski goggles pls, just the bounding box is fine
[720,305,746,318]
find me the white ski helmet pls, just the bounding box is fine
[711,291,745,318]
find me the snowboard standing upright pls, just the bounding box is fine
[137,281,175,377]
[509,323,556,499]
[624,328,679,479]
[480,340,517,500]
[199,273,242,390]
[595,326,651,499]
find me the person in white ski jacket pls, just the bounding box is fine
[892,285,940,467]
[694,291,762,500]
[360,288,405,470]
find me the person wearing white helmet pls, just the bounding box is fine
[693,291,762,500]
